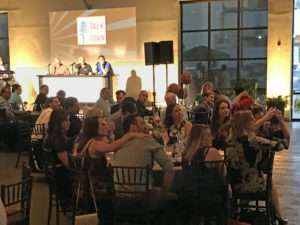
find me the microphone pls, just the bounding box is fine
[69,62,76,66]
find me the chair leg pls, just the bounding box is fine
[56,198,60,225]
[15,149,21,168]
[47,189,52,225]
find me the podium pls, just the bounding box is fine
[37,74,118,103]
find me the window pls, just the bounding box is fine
[0,12,9,67]
[181,0,268,103]
[292,0,300,120]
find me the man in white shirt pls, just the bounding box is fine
[94,88,111,118]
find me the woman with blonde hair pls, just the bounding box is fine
[182,124,222,164]
[227,110,288,224]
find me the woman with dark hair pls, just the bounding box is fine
[227,110,288,224]
[163,103,192,145]
[74,116,147,159]
[44,108,73,207]
[211,99,231,151]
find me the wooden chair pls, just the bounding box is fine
[28,123,46,171]
[15,117,32,168]
[180,160,229,225]
[229,148,276,225]
[43,147,72,225]
[68,154,113,225]
[1,174,33,225]
[110,165,151,225]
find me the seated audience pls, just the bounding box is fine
[32,97,60,140]
[109,97,137,140]
[211,99,231,151]
[111,90,126,115]
[253,104,290,141]
[56,90,66,109]
[163,103,192,145]
[0,85,26,122]
[181,125,226,224]
[232,90,254,112]
[65,97,82,144]
[9,84,23,107]
[112,114,176,224]
[74,116,148,159]
[34,84,49,111]
[94,87,111,118]
[43,108,73,207]
[196,82,214,104]
[136,90,153,118]
[192,89,215,124]
[160,92,188,122]
[226,110,288,224]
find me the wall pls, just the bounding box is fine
[267,0,293,119]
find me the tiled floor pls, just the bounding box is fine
[0,122,299,225]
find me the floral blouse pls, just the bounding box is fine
[226,135,288,193]
[167,120,186,145]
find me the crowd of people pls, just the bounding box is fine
[0,78,291,225]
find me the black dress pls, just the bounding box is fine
[44,132,73,200]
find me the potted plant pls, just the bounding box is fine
[293,98,300,113]
[264,95,289,122]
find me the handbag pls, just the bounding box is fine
[74,156,99,225]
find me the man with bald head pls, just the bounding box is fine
[50,58,70,75]
[75,56,93,75]
[136,90,153,118]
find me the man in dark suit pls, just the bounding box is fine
[136,90,153,118]
[111,90,126,115]
[34,84,49,111]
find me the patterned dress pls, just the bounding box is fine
[226,135,288,193]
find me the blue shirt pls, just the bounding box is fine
[95,61,113,75]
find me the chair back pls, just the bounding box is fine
[181,159,228,221]
[43,147,59,196]
[0,108,7,123]
[1,177,33,225]
[31,123,46,141]
[110,165,150,199]
[192,111,209,124]
[22,163,32,180]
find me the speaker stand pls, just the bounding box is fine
[165,63,169,90]
[152,64,156,108]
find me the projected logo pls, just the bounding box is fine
[77,16,106,45]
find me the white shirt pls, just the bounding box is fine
[0,198,7,225]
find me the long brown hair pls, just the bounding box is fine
[211,99,231,138]
[232,110,255,140]
[182,124,211,163]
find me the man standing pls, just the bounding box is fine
[94,88,111,117]
[193,89,215,124]
[34,84,49,111]
[95,55,113,75]
[75,56,93,75]
[111,90,126,115]
[50,58,70,76]
[136,90,153,118]
[65,97,81,144]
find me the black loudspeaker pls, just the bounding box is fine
[144,42,160,65]
[159,41,174,64]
